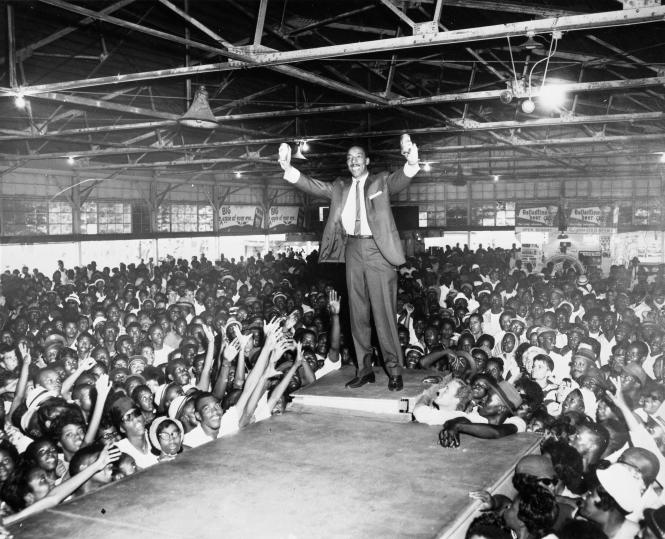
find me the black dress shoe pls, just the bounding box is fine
[345,372,375,388]
[388,375,403,392]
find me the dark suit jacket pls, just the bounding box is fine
[292,167,416,266]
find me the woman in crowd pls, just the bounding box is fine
[0,246,664,539]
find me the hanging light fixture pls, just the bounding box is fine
[179,85,218,129]
[521,32,543,52]
[293,141,307,160]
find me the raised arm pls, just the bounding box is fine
[9,342,32,418]
[211,338,239,401]
[61,357,96,400]
[83,374,111,446]
[234,318,283,417]
[267,342,304,412]
[196,325,217,391]
[239,337,292,427]
[386,134,420,194]
[327,290,341,363]
[232,327,251,390]
[278,142,334,200]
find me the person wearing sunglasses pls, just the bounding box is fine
[109,396,158,470]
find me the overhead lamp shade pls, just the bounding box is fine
[179,86,218,129]
[522,35,539,50]
[293,142,307,160]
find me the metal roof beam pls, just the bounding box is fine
[10,6,665,95]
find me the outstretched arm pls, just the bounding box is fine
[438,418,517,448]
[386,134,420,194]
[5,445,120,526]
[278,143,334,200]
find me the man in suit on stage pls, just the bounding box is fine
[278,136,420,391]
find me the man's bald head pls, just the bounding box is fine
[619,447,660,486]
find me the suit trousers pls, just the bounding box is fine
[345,236,403,377]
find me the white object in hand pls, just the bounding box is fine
[400,134,412,156]
[278,143,291,162]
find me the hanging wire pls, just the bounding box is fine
[506,36,519,86]
[527,34,558,98]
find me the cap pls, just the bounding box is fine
[92,316,107,328]
[65,293,81,305]
[573,343,596,363]
[577,274,589,286]
[168,395,190,421]
[43,333,66,350]
[20,387,58,432]
[404,345,425,358]
[537,327,556,338]
[148,416,184,450]
[302,304,314,315]
[154,384,169,408]
[109,396,136,420]
[596,462,645,513]
[515,455,555,480]
[128,355,147,370]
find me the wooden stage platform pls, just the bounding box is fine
[11,368,540,538]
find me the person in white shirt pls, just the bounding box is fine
[183,392,241,448]
[413,377,473,426]
[438,380,527,448]
[148,324,174,367]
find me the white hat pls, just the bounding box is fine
[596,462,645,513]
[20,387,57,432]
[168,395,189,420]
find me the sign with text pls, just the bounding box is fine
[566,204,616,228]
[218,205,264,231]
[516,203,560,227]
[268,206,303,230]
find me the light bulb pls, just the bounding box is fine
[235,171,241,178]
[301,140,309,151]
[493,175,500,182]
[521,98,536,114]
[423,162,431,172]
[14,94,26,109]
[67,156,75,165]
[499,90,513,105]
[539,84,567,110]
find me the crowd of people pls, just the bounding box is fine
[0,243,664,538]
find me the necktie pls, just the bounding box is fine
[354,180,361,235]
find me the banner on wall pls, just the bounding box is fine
[516,203,560,228]
[565,203,616,228]
[268,206,304,230]
[218,205,264,231]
